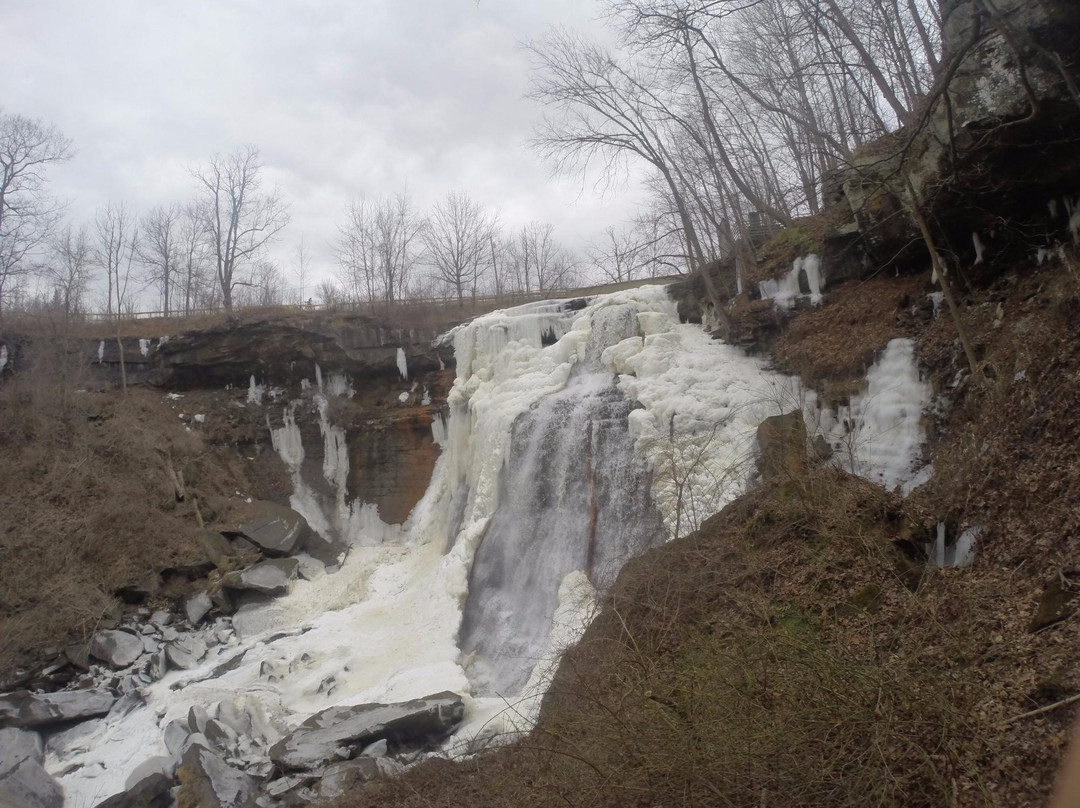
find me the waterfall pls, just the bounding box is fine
[459,371,665,696]
[48,285,812,806]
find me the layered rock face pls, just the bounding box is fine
[835,0,1080,268]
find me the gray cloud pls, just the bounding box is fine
[3,0,647,293]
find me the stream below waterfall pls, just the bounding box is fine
[43,284,928,807]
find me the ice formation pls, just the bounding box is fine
[759,254,824,309]
[0,343,7,374]
[97,341,105,363]
[48,284,892,806]
[139,338,151,357]
[246,375,264,405]
[928,523,981,568]
[815,339,930,492]
[397,347,409,381]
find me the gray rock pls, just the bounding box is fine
[161,627,179,643]
[141,635,160,654]
[269,691,465,771]
[295,555,326,582]
[124,755,176,790]
[179,743,256,808]
[0,728,61,808]
[0,727,43,774]
[186,591,214,626]
[222,559,299,597]
[166,635,208,670]
[109,692,145,720]
[147,650,167,682]
[188,705,209,735]
[0,758,63,808]
[163,719,189,755]
[232,504,310,556]
[265,774,310,797]
[205,718,237,749]
[0,689,116,729]
[149,611,172,628]
[90,630,145,669]
[94,772,174,808]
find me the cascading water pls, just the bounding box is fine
[459,371,665,696]
[46,284,872,807]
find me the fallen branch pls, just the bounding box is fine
[1005,692,1080,724]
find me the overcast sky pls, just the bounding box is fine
[3,0,647,297]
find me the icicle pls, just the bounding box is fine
[972,232,986,265]
[397,348,409,381]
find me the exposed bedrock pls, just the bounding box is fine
[1,312,455,392]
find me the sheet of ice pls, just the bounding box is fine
[139,338,150,357]
[816,339,930,492]
[397,347,409,381]
[758,254,824,309]
[97,341,105,363]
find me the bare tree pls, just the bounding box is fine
[178,202,210,315]
[424,191,498,304]
[510,221,578,292]
[294,234,309,304]
[93,201,139,319]
[0,111,72,320]
[191,146,289,315]
[44,223,94,318]
[138,203,183,316]
[589,224,648,283]
[335,192,424,302]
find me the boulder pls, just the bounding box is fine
[92,772,174,808]
[231,504,310,556]
[269,691,465,771]
[756,411,808,482]
[0,689,116,729]
[165,635,208,670]
[123,756,176,791]
[177,743,257,808]
[90,630,145,669]
[185,591,213,626]
[222,559,299,597]
[0,727,64,808]
[296,555,326,582]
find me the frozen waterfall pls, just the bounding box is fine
[460,371,665,696]
[48,285,812,806]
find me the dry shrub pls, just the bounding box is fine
[0,332,280,676]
